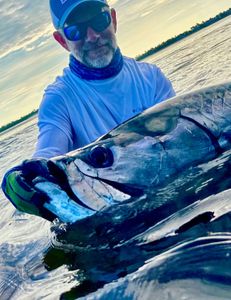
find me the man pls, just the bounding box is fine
[2,0,175,221]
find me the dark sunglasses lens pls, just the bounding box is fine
[63,11,111,41]
[91,11,111,32]
[64,25,83,41]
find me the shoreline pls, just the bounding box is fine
[1,7,231,134]
[0,110,38,134]
[135,8,231,60]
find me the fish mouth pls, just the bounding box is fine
[94,178,144,198]
[46,159,144,211]
[46,159,93,210]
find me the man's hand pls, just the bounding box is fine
[1,160,55,221]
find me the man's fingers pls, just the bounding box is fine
[22,159,50,181]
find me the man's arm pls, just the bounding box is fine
[1,125,73,221]
[33,124,73,158]
[1,93,75,219]
[34,93,74,158]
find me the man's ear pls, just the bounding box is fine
[111,8,117,32]
[53,31,70,51]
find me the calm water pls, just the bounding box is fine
[0,17,231,299]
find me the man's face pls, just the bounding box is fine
[61,6,118,68]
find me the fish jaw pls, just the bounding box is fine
[35,181,95,223]
[48,158,131,212]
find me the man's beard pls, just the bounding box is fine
[74,35,118,68]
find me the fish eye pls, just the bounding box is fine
[88,146,114,168]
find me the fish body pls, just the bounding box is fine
[77,234,231,300]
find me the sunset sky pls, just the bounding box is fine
[0,0,231,127]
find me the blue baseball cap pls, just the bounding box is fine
[50,0,109,29]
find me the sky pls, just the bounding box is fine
[0,0,231,127]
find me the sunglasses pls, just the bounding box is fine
[63,11,111,41]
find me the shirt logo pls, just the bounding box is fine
[60,0,68,4]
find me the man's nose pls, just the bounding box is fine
[85,26,100,42]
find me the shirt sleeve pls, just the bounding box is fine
[33,93,74,159]
[33,125,72,158]
[154,67,175,104]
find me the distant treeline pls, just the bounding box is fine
[0,110,38,133]
[136,7,231,60]
[1,7,231,133]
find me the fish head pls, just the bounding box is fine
[47,106,180,211]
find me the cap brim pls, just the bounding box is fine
[59,0,108,28]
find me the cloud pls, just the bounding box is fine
[0,2,25,16]
[0,0,171,59]
[167,9,187,22]
[140,10,153,18]
[108,0,120,5]
[0,25,54,59]
[0,0,52,59]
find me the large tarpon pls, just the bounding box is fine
[28,82,231,297]
[32,82,231,223]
